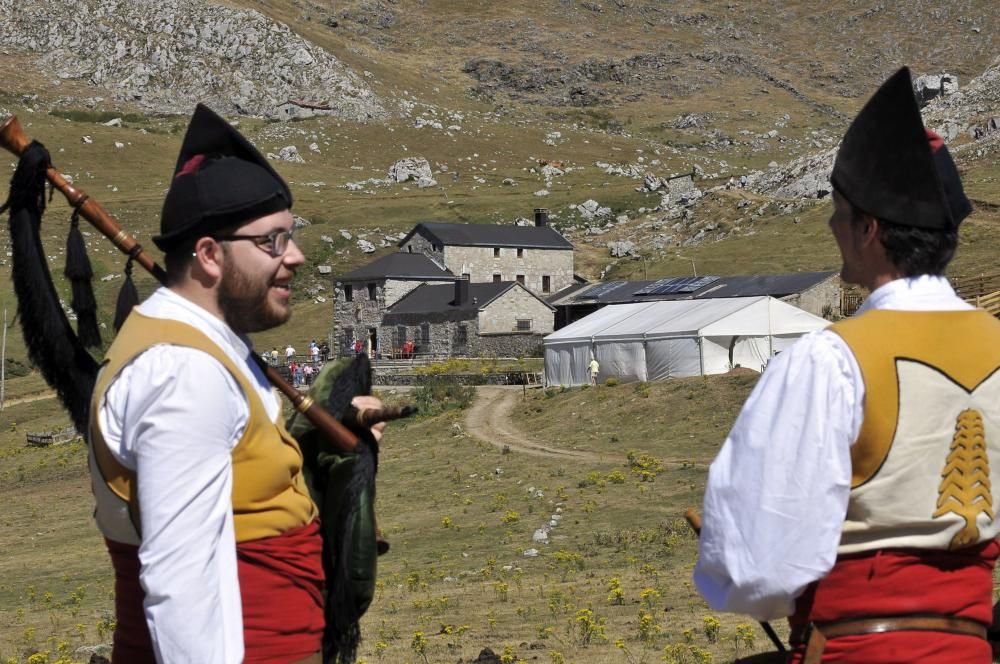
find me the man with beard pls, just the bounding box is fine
[88,105,382,664]
[694,68,1000,662]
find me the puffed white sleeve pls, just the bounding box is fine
[105,346,247,664]
[693,330,862,621]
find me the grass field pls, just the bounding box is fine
[0,377,791,664]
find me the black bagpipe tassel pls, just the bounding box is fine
[113,257,139,332]
[64,207,102,347]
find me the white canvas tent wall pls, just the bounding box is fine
[543,296,829,385]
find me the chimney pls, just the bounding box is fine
[454,276,470,305]
[534,208,548,227]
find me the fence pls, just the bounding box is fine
[951,271,1000,317]
[26,426,81,447]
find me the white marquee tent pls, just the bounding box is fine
[543,296,830,386]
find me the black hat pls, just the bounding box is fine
[154,104,293,251]
[831,66,970,230]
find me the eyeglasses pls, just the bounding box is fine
[213,229,295,258]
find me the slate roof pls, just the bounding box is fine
[384,281,555,324]
[399,222,573,250]
[560,271,837,304]
[338,252,455,281]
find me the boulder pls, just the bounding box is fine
[388,157,433,183]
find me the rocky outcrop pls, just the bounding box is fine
[0,0,385,121]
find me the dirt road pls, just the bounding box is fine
[463,386,612,463]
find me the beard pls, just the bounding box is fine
[217,259,291,334]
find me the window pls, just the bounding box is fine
[433,243,443,252]
[367,283,377,299]
[454,324,468,346]
[420,322,430,346]
[494,247,501,257]
[493,273,502,283]
[516,319,532,332]
[516,274,525,285]
[407,245,413,253]
[395,326,407,347]
[343,284,353,302]
[542,276,551,293]
[462,272,471,280]
[517,248,524,258]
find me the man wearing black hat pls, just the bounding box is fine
[87,105,380,663]
[693,68,1000,662]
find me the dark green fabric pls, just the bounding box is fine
[287,358,378,661]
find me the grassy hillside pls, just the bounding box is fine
[0,378,768,663]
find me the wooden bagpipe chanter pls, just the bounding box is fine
[0,114,414,663]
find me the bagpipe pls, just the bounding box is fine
[0,114,412,663]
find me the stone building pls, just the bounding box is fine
[333,252,456,356]
[397,209,574,297]
[381,279,555,358]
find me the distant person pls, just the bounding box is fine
[353,338,363,355]
[309,340,319,363]
[694,67,997,663]
[318,341,330,362]
[727,176,735,190]
[284,343,296,364]
[739,174,747,189]
[302,363,314,385]
[269,347,280,367]
[588,357,600,385]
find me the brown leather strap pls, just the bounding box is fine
[795,615,987,664]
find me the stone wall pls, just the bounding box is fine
[478,285,554,334]
[443,245,574,296]
[380,318,544,358]
[400,230,574,296]
[476,333,545,358]
[332,278,385,356]
[780,274,841,318]
[380,317,477,356]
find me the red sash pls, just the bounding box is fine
[104,520,324,664]
[237,521,325,663]
[788,540,999,663]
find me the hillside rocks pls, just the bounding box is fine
[914,73,959,106]
[0,0,384,121]
[388,157,436,187]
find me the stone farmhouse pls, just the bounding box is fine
[381,279,555,358]
[396,209,575,298]
[333,252,457,356]
[332,210,572,358]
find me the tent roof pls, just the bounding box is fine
[544,296,829,344]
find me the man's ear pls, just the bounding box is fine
[858,214,881,249]
[192,236,224,280]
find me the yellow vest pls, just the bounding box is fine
[831,309,1000,554]
[88,312,317,544]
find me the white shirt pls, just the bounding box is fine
[99,287,280,663]
[693,275,971,621]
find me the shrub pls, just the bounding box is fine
[605,377,619,387]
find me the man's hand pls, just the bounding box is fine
[351,395,386,444]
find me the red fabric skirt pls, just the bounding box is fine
[105,520,324,664]
[788,540,999,663]
[237,521,325,663]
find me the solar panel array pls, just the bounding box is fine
[574,281,626,300]
[633,276,719,296]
